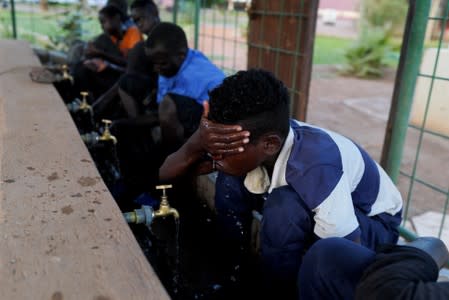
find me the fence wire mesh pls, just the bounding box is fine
[383,0,449,243]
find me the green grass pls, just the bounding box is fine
[313,35,403,68]
[0,9,400,67]
[313,36,353,65]
[0,10,100,43]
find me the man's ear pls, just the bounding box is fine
[262,134,282,155]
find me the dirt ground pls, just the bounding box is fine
[308,65,449,233]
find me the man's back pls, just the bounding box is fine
[156,49,225,104]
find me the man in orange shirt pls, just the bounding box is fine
[72,4,142,100]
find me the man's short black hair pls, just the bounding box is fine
[209,69,290,141]
[106,0,128,16]
[145,22,188,52]
[130,0,158,16]
[99,5,125,21]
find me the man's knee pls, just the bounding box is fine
[261,187,313,250]
[258,187,314,281]
[214,172,250,214]
[300,238,348,272]
[158,95,177,124]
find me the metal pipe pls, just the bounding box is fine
[380,0,431,183]
[398,225,418,242]
[172,0,179,24]
[193,0,201,50]
[9,0,17,39]
[123,206,154,227]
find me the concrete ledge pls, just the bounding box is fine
[0,40,169,300]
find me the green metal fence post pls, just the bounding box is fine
[380,0,431,183]
[9,0,17,39]
[172,0,179,24]
[193,0,200,49]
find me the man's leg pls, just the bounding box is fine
[299,238,376,300]
[158,95,185,153]
[259,186,315,297]
[158,94,203,154]
[214,172,262,284]
[118,73,154,118]
[215,172,258,242]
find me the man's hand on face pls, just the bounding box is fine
[198,101,250,160]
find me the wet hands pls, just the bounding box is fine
[199,101,250,160]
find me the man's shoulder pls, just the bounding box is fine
[185,49,224,76]
[288,121,343,173]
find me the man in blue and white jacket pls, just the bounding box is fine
[158,69,403,298]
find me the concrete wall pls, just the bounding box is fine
[411,48,449,136]
[0,40,169,300]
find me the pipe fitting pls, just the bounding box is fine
[123,205,154,227]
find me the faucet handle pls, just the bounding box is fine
[102,119,112,127]
[156,184,172,197]
[79,91,90,111]
[61,64,74,84]
[99,119,117,144]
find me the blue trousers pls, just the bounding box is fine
[298,238,376,300]
[215,172,400,292]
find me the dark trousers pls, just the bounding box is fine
[298,238,376,300]
[299,237,449,300]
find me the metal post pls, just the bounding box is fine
[193,0,200,49]
[9,0,17,39]
[380,0,431,183]
[172,0,179,24]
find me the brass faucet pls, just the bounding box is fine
[61,64,74,84]
[99,119,117,144]
[153,185,179,220]
[78,91,91,113]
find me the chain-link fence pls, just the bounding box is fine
[381,0,449,243]
[1,0,317,119]
[171,0,316,120]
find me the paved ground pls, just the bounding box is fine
[309,65,449,244]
